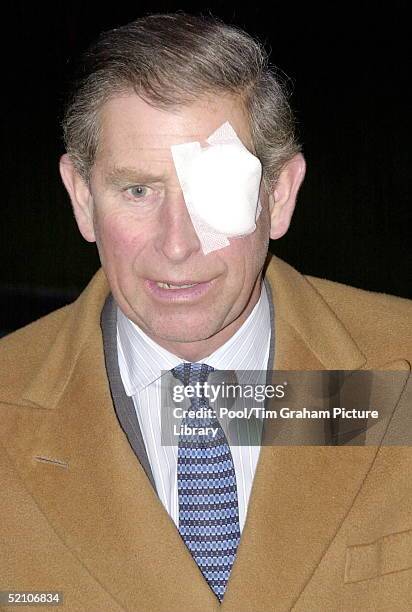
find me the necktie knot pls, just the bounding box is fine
[171,362,214,387]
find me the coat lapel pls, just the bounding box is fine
[16,270,219,612]
[221,258,410,611]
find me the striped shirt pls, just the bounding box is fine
[117,285,271,533]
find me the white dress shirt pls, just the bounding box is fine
[117,284,271,533]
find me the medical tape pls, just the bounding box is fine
[171,121,262,254]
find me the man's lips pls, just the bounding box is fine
[154,280,202,289]
[145,278,215,300]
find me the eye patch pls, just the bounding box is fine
[171,122,262,254]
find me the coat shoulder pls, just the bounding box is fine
[305,275,412,365]
[0,269,109,406]
[0,305,73,401]
[0,302,72,352]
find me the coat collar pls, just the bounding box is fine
[20,267,112,410]
[264,256,367,370]
[20,254,367,412]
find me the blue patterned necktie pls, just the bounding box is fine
[171,362,241,601]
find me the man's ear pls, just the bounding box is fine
[269,153,306,240]
[59,153,96,242]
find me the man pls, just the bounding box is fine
[0,13,411,612]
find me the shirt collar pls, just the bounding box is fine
[117,283,271,397]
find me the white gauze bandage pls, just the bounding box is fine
[171,121,262,254]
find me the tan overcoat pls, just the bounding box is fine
[1,256,411,612]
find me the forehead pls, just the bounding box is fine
[94,93,253,172]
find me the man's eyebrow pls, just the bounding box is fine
[104,166,168,186]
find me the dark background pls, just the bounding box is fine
[1,2,410,335]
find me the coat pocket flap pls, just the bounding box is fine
[345,529,412,583]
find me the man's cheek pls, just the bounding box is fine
[99,216,148,261]
[228,225,266,260]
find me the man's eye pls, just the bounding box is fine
[128,185,149,198]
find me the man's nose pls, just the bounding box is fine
[155,189,202,263]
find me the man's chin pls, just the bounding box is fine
[152,328,215,345]
[140,319,223,349]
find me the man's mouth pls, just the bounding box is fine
[145,278,214,301]
[155,281,199,289]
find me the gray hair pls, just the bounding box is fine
[62,13,301,190]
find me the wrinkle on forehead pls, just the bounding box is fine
[97,93,253,152]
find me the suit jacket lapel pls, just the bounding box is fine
[100,293,156,490]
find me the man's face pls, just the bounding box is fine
[87,93,271,359]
